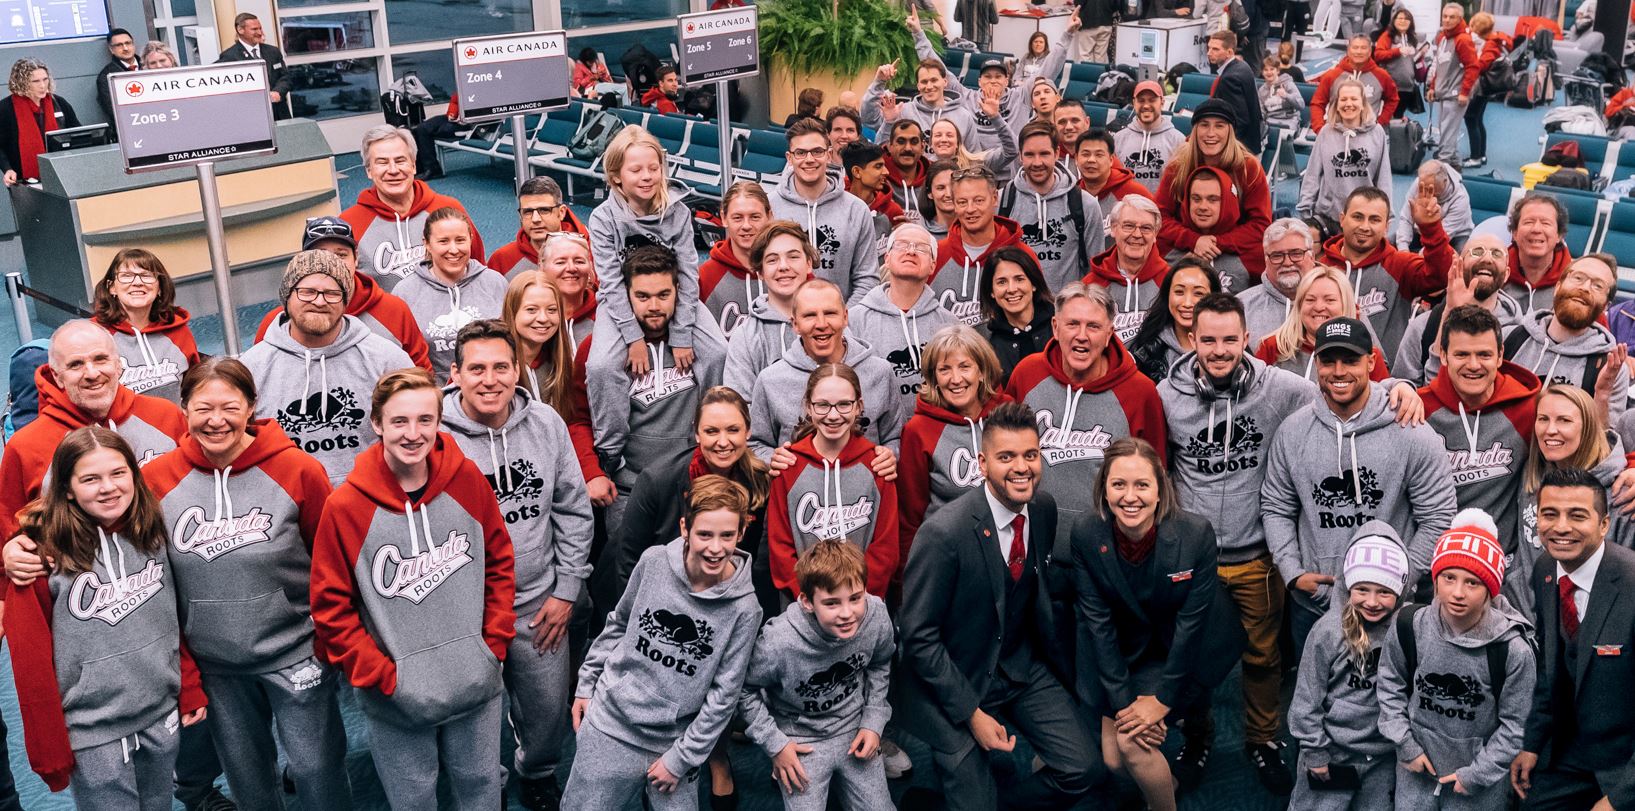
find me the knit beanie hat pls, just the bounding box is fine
[1431,508,1506,597]
[279,249,355,307]
[1344,533,1411,596]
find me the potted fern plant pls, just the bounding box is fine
[759,0,942,122]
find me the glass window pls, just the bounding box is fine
[288,57,381,120]
[168,0,197,17]
[568,27,678,81]
[561,0,687,28]
[390,49,454,103]
[277,0,355,8]
[384,0,530,45]
[281,12,374,54]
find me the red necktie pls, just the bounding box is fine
[1007,515,1026,581]
[1560,574,1580,641]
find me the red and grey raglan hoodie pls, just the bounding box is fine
[885,155,930,213]
[1005,338,1167,544]
[0,370,183,539]
[144,420,331,675]
[1081,158,1154,212]
[700,240,763,337]
[766,433,898,598]
[1320,218,1454,359]
[6,530,205,790]
[1155,158,1272,268]
[101,310,200,404]
[254,272,432,371]
[897,392,1011,570]
[1419,361,1539,555]
[309,435,515,728]
[1165,165,1260,293]
[1085,242,1169,344]
[931,216,1037,327]
[1501,244,1572,315]
[867,189,907,226]
[1430,21,1481,100]
[341,180,485,293]
[485,209,589,277]
[1309,57,1401,130]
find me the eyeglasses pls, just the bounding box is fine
[292,287,345,303]
[810,400,858,416]
[520,205,563,219]
[115,271,157,285]
[1466,246,1507,259]
[951,167,995,182]
[1114,222,1156,236]
[542,231,588,246]
[1564,270,1612,295]
[1265,249,1310,265]
[890,241,935,256]
[788,147,828,160]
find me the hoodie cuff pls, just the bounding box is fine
[860,707,892,736]
[761,730,792,758]
[1301,748,1331,769]
[1397,738,1425,764]
[1277,561,1308,588]
[660,747,691,780]
[552,575,585,604]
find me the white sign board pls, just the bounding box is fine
[677,7,759,85]
[453,30,572,124]
[109,62,276,172]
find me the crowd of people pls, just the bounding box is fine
[2,6,1635,811]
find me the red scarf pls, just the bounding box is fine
[12,93,55,180]
[1116,526,1158,565]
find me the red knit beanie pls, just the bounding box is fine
[1431,508,1506,597]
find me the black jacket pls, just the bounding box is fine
[1068,510,1245,715]
[0,94,80,177]
[1526,542,1635,809]
[1077,0,1121,28]
[217,41,292,119]
[1210,57,1264,152]
[94,58,138,127]
[894,486,1067,754]
[984,303,1053,387]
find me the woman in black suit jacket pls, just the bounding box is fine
[0,58,79,186]
[1069,437,1245,811]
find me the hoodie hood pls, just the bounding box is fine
[1083,160,1139,197]
[413,257,493,290]
[789,432,877,467]
[342,432,465,510]
[1308,381,1400,436]
[606,178,696,230]
[705,239,754,281]
[936,215,1028,271]
[497,207,590,266]
[1513,308,1618,384]
[1509,243,1572,290]
[748,295,792,326]
[439,385,537,438]
[885,155,929,192]
[1039,336,1141,394]
[1438,593,1533,649]
[912,391,1011,426]
[34,366,140,430]
[778,330,877,374]
[775,170,849,210]
[1320,230,1392,271]
[353,179,445,221]
[855,281,944,319]
[261,313,378,360]
[1087,242,1168,287]
[175,418,299,472]
[103,307,192,337]
[1424,361,1542,414]
[663,534,756,602]
[1436,20,1471,43]
[1178,165,1242,236]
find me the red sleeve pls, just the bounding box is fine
[1128,382,1168,467]
[699,258,726,303]
[1309,70,1334,131]
[568,336,606,482]
[1391,217,1452,299]
[866,474,899,599]
[339,204,374,243]
[451,462,517,661]
[1217,162,1272,256]
[0,440,38,540]
[1607,88,1635,119]
[254,308,280,344]
[1458,36,1481,96]
[1155,167,1198,252]
[371,295,433,371]
[895,419,933,582]
[309,490,397,694]
[172,326,201,367]
[1374,32,1402,63]
[291,457,332,550]
[766,467,799,597]
[178,641,206,715]
[6,580,72,792]
[1253,335,1279,367]
[1375,67,1400,122]
[1369,346,1392,381]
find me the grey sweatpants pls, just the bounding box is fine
[71,711,181,811]
[1289,755,1394,810]
[777,733,891,811]
[1435,99,1468,162]
[561,721,701,811]
[202,657,352,811]
[1395,760,1506,810]
[366,694,503,810]
[505,598,573,781]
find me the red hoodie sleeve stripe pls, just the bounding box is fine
[263,451,332,551]
[309,487,398,693]
[895,418,935,583]
[1390,217,1453,300]
[448,460,517,661]
[568,335,606,482]
[6,579,73,791]
[1373,65,1401,122]
[1375,31,1402,63]
[1458,34,1481,96]
[866,474,899,598]
[766,459,806,597]
[178,641,206,715]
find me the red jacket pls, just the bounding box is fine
[1608,87,1635,121]
[1374,30,1415,64]
[1166,164,1267,279]
[766,433,898,598]
[1477,32,1515,72]
[254,271,432,371]
[567,335,608,483]
[699,239,755,304]
[1081,158,1154,204]
[485,208,590,275]
[1434,23,1482,97]
[1309,58,1401,130]
[1155,157,1272,260]
[640,87,680,114]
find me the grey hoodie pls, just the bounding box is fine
[749,334,909,458]
[392,259,508,384]
[440,386,594,608]
[1393,161,1475,250]
[738,596,894,753]
[1159,353,1318,563]
[723,295,795,397]
[1261,382,1458,614]
[847,284,958,408]
[1113,118,1188,192]
[1376,596,1536,805]
[1393,295,1525,385]
[240,314,415,484]
[769,173,881,305]
[1001,168,1108,292]
[1506,310,1628,422]
[1238,279,1296,345]
[587,180,701,349]
[1258,72,1304,133]
[577,539,762,778]
[1298,124,1392,225]
[1290,522,1406,768]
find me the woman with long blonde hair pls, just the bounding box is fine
[1253,266,1391,381]
[501,270,575,417]
[927,116,1016,178]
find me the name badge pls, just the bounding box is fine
[1168,569,1193,583]
[1596,645,1623,657]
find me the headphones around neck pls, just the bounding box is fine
[1195,354,1255,402]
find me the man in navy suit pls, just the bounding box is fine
[217,13,292,120]
[895,400,1101,809]
[1512,467,1635,810]
[95,28,138,130]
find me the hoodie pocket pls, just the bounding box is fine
[183,589,309,666]
[63,635,180,732]
[1413,727,1485,782]
[389,634,502,727]
[607,670,681,730]
[512,543,549,600]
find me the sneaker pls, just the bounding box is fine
[1246,741,1294,795]
[1171,737,1210,792]
[186,788,237,811]
[518,776,562,811]
[1463,156,1487,168]
[881,739,913,779]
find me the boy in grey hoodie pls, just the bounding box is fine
[770,121,881,306]
[723,221,813,396]
[739,540,895,810]
[847,223,958,409]
[1375,510,1535,810]
[565,479,763,811]
[441,321,594,803]
[1503,255,1628,422]
[1289,524,1411,809]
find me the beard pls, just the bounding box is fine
[1554,291,1603,331]
[1465,262,1503,300]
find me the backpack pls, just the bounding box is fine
[1478,44,1525,98]
[3,339,48,443]
[1395,605,1514,702]
[1503,326,1603,390]
[1165,62,1199,94]
[1507,31,1559,108]
[568,108,626,161]
[620,43,662,97]
[999,183,1091,266]
[682,86,716,118]
[1093,68,1137,108]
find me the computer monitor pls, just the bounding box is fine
[46,124,110,153]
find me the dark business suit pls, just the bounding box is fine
[216,41,293,119]
[1068,511,1246,717]
[1210,56,1264,152]
[94,58,137,129]
[895,486,1100,810]
[1523,541,1635,810]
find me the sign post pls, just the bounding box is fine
[452,30,572,193]
[677,7,760,194]
[109,61,278,355]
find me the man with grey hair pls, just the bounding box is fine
[241,250,415,484]
[1241,218,1318,343]
[1004,281,1166,544]
[1392,160,1474,251]
[340,124,483,292]
[1085,195,1167,343]
[1394,233,1522,384]
[1427,2,1479,163]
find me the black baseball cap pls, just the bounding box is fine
[979,58,1009,75]
[1313,317,1373,358]
[302,216,356,251]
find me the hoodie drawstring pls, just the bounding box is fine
[131,329,161,368]
[820,458,845,538]
[1524,338,1564,383]
[898,309,924,371]
[1033,192,1048,243]
[446,283,463,317]
[403,500,434,557]
[804,200,818,248]
[1057,387,1084,448]
[1206,397,1237,464]
[1120,272,1138,314]
[95,527,139,763]
[299,350,331,416]
[1457,402,1482,455]
[486,427,513,492]
[1334,420,1363,504]
[965,417,982,460]
[211,466,235,522]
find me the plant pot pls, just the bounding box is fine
[766,63,878,124]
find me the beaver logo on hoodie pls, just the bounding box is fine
[795,653,866,712]
[813,224,839,272]
[1019,220,1068,265]
[638,608,715,662]
[1311,466,1385,513]
[171,505,274,561]
[1126,149,1166,185]
[1416,671,1487,719]
[277,388,366,454]
[1182,415,1264,473]
[371,529,475,604]
[68,559,166,626]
